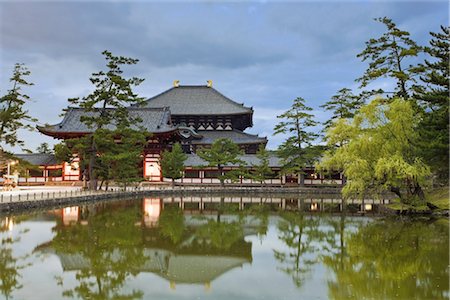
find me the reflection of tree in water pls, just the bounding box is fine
[320,215,359,275]
[325,218,449,300]
[192,197,270,251]
[158,206,185,244]
[51,205,146,300]
[274,212,325,288]
[0,217,30,300]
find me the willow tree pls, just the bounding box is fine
[67,51,145,190]
[318,98,430,205]
[0,63,36,149]
[274,97,319,186]
[357,17,422,99]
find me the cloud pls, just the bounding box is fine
[0,1,446,152]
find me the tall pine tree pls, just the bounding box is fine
[274,97,318,186]
[0,63,36,149]
[414,26,449,182]
[67,51,146,190]
[321,88,363,131]
[357,17,422,99]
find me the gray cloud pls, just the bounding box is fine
[0,1,447,152]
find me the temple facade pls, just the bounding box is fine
[32,82,342,186]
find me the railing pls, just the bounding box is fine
[0,186,170,204]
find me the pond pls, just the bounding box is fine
[0,196,448,300]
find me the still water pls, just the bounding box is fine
[0,197,448,300]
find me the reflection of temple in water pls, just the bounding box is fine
[36,198,259,288]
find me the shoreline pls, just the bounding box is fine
[1,186,446,217]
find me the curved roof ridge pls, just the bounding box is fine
[139,85,253,116]
[209,87,252,111]
[133,87,176,107]
[232,129,267,140]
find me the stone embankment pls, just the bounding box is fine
[0,186,342,213]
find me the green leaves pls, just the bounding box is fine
[70,51,145,130]
[274,97,320,175]
[160,143,187,182]
[197,138,244,186]
[356,17,422,99]
[0,63,36,148]
[198,138,243,168]
[321,88,364,132]
[318,98,430,204]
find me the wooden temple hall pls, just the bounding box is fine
[29,82,342,186]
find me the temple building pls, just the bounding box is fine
[31,81,343,186]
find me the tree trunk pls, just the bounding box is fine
[172,178,175,189]
[298,172,305,187]
[88,136,97,190]
[219,165,224,188]
[390,186,402,200]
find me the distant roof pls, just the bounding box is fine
[38,107,175,137]
[139,85,253,115]
[15,153,60,166]
[192,130,267,145]
[185,153,281,168]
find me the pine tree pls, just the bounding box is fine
[160,143,187,187]
[414,26,449,182]
[321,88,364,131]
[274,97,318,186]
[36,142,52,154]
[251,145,275,186]
[357,17,422,99]
[197,138,244,188]
[0,63,36,149]
[67,51,146,190]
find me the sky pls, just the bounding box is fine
[0,0,448,152]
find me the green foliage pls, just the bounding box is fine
[160,143,187,184]
[357,17,423,99]
[158,206,185,244]
[274,97,319,176]
[94,128,146,188]
[197,138,244,186]
[36,142,52,154]
[64,51,146,189]
[197,219,244,250]
[69,50,145,129]
[54,128,146,187]
[414,26,449,181]
[51,204,146,300]
[318,98,430,204]
[250,145,275,185]
[54,142,74,164]
[0,63,36,148]
[273,212,325,288]
[321,88,364,131]
[325,218,449,300]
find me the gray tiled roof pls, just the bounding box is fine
[192,130,267,145]
[185,154,281,168]
[139,85,253,115]
[15,153,60,166]
[38,107,175,134]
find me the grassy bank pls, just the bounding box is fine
[426,187,449,210]
[387,186,449,213]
